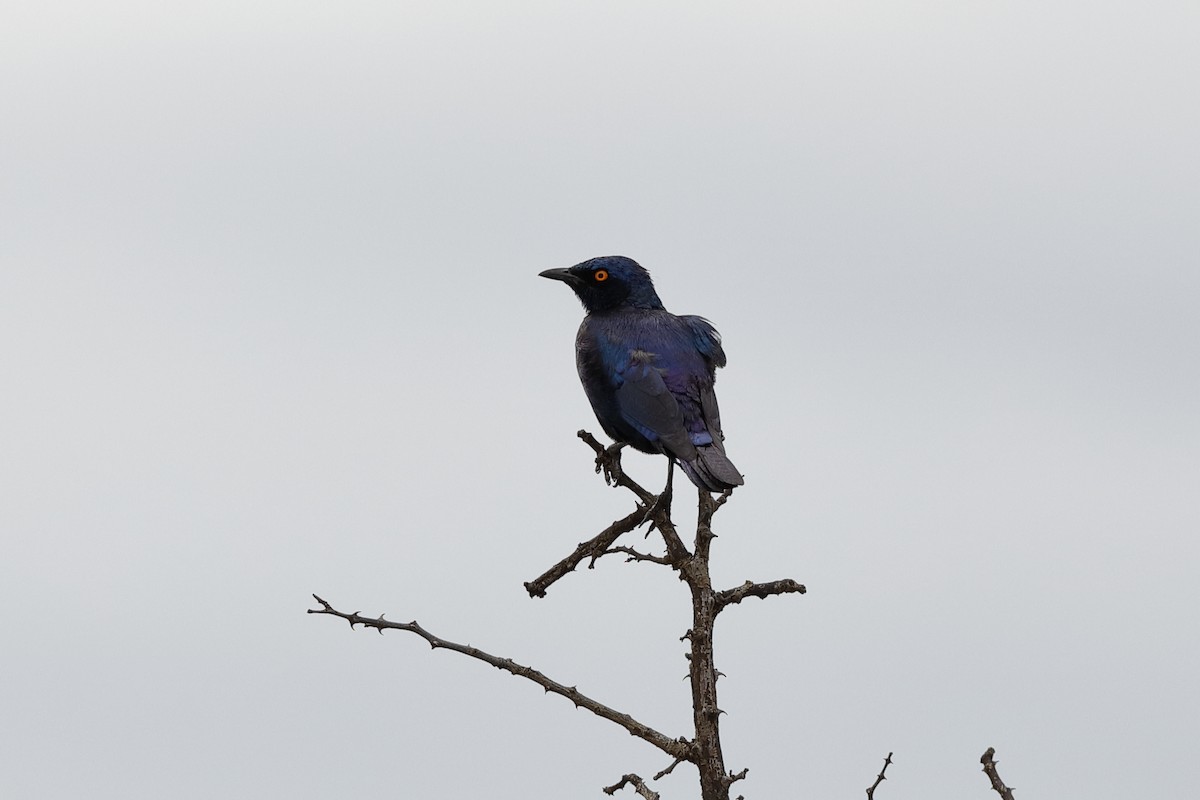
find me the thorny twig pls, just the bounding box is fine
[866,752,893,799]
[604,774,660,800]
[525,431,694,597]
[577,430,689,561]
[715,579,807,611]
[981,747,1016,800]
[523,506,650,597]
[653,755,687,781]
[606,545,674,565]
[307,595,691,761]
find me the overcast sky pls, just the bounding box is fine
[2,2,1197,798]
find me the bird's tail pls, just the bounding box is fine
[679,445,744,493]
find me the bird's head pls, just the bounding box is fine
[539,256,665,313]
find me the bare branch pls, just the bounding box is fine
[866,752,893,799]
[526,432,691,597]
[606,545,674,565]
[524,506,649,597]
[308,595,692,761]
[980,747,1016,800]
[526,432,696,598]
[604,774,661,800]
[725,767,749,787]
[649,504,690,565]
[578,429,690,561]
[678,488,734,800]
[714,579,807,612]
[691,488,734,560]
[654,755,686,781]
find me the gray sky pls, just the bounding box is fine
[2,2,1197,798]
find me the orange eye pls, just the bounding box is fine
[594,270,609,282]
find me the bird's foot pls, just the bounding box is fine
[638,481,674,529]
[595,442,626,486]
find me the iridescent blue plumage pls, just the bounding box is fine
[539,256,743,492]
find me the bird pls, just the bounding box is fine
[539,255,743,494]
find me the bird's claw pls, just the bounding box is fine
[595,443,626,486]
[637,484,673,529]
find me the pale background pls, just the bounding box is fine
[2,2,1197,798]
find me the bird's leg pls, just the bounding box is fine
[639,457,675,529]
[595,441,626,486]
[661,457,674,516]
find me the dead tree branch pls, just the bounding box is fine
[604,773,661,800]
[307,594,692,761]
[715,579,807,611]
[980,747,1016,800]
[523,506,650,597]
[653,755,686,781]
[605,545,675,565]
[525,431,692,597]
[577,429,690,562]
[866,752,893,799]
[677,489,741,800]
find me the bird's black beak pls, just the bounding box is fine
[539,267,582,287]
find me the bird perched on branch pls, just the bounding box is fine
[539,255,743,494]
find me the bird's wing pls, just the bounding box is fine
[698,382,724,443]
[679,315,727,368]
[615,353,698,460]
[677,315,727,440]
